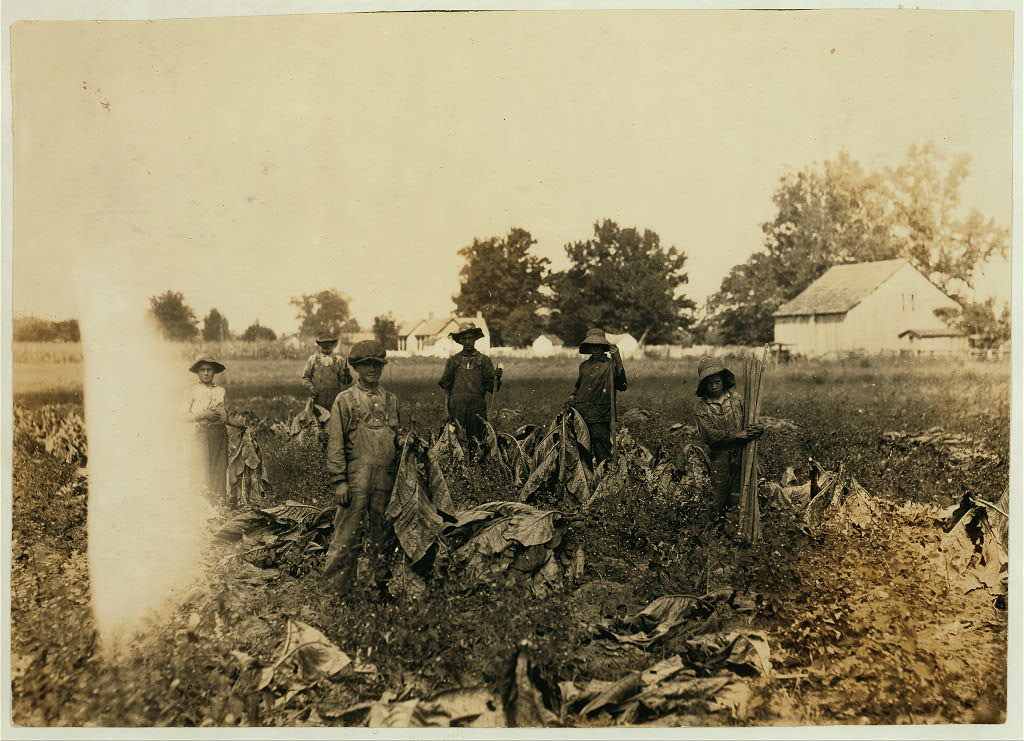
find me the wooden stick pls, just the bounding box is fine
[608,357,618,459]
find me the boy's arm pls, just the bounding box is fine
[568,366,583,405]
[481,356,496,394]
[301,356,316,397]
[326,396,350,485]
[437,357,455,391]
[210,388,228,424]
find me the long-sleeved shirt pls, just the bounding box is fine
[301,353,352,401]
[326,381,401,485]
[571,354,627,424]
[437,349,498,398]
[183,383,227,424]
[694,390,745,454]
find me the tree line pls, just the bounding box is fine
[15,143,1009,348]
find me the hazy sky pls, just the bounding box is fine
[12,9,1014,334]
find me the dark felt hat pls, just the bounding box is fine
[696,356,735,396]
[450,321,484,341]
[316,335,339,346]
[189,353,225,374]
[348,340,388,365]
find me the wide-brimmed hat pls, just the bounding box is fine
[450,321,484,341]
[315,334,339,346]
[189,353,225,374]
[696,356,735,396]
[579,327,611,353]
[348,340,388,366]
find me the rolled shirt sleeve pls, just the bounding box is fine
[481,355,496,394]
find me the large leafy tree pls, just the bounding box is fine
[201,308,231,342]
[373,313,399,350]
[149,291,199,341]
[705,146,1009,344]
[547,220,696,345]
[453,227,549,347]
[290,289,354,339]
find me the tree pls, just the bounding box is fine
[202,308,231,342]
[290,289,353,339]
[453,227,549,346]
[149,291,199,341]
[705,146,1009,344]
[547,220,696,345]
[373,314,399,350]
[935,298,1010,349]
[241,321,277,342]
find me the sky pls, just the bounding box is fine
[10,9,1014,335]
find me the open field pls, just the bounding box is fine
[10,354,1010,726]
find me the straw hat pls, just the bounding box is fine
[696,356,735,396]
[189,353,225,374]
[579,327,611,354]
[450,321,484,341]
[348,340,388,365]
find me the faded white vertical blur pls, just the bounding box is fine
[78,272,211,652]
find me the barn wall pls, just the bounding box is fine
[842,264,961,351]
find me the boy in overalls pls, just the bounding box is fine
[437,321,503,460]
[301,334,353,417]
[569,328,626,466]
[324,340,400,598]
[693,356,763,524]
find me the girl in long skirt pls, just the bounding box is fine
[184,354,228,501]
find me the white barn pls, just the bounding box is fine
[531,333,563,357]
[773,259,963,356]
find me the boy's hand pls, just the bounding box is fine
[334,482,351,507]
[609,345,621,357]
[494,367,503,378]
[743,425,764,440]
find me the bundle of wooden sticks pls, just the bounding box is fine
[739,346,769,541]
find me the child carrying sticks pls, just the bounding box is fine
[693,356,764,527]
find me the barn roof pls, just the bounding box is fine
[898,328,966,339]
[533,333,562,344]
[773,259,907,317]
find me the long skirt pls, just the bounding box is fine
[194,423,228,501]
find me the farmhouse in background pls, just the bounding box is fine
[531,333,563,357]
[396,312,491,355]
[773,259,964,356]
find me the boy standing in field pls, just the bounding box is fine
[437,321,503,459]
[301,334,353,417]
[569,328,627,466]
[324,340,400,599]
[693,356,763,524]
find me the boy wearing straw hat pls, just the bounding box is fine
[301,335,354,415]
[437,321,503,459]
[183,354,230,502]
[324,340,401,599]
[569,328,627,465]
[693,356,763,522]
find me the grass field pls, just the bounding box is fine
[10,352,1010,726]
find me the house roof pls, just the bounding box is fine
[397,320,422,337]
[773,259,908,317]
[898,328,966,339]
[606,332,638,345]
[414,317,453,337]
[533,333,563,345]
